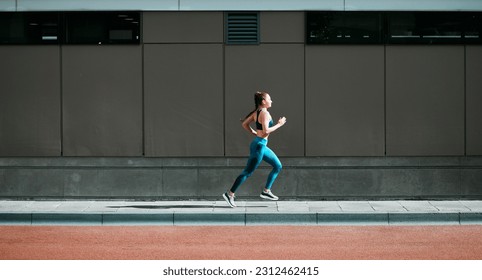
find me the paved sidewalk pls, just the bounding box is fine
[1,199,482,225]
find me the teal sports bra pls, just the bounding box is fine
[256,110,274,130]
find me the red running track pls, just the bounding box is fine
[1,226,482,260]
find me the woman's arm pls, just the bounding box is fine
[260,111,286,135]
[241,112,257,136]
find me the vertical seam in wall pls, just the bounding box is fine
[60,44,64,156]
[464,45,467,156]
[303,25,307,157]
[223,12,227,156]
[223,43,226,156]
[141,12,146,156]
[384,45,387,156]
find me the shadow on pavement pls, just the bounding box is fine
[107,205,268,209]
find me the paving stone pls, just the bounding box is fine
[0,201,34,211]
[459,201,482,211]
[54,201,95,212]
[398,201,439,212]
[338,201,374,212]
[428,201,471,212]
[27,201,63,212]
[369,201,407,212]
[308,201,342,212]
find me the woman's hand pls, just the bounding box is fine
[278,117,287,126]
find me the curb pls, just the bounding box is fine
[2,212,482,226]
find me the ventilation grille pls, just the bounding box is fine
[226,12,259,44]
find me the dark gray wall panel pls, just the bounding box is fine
[144,44,224,156]
[0,46,61,156]
[305,46,385,156]
[260,12,304,43]
[62,46,143,156]
[143,12,223,43]
[466,46,482,156]
[225,44,305,156]
[386,46,465,156]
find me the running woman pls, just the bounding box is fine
[223,91,287,208]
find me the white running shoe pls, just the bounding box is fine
[260,190,279,201]
[223,192,237,208]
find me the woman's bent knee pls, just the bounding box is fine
[274,163,282,173]
[242,170,254,178]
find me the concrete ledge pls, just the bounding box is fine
[246,213,317,225]
[174,213,245,225]
[3,156,482,168]
[2,157,482,200]
[2,211,482,226]
[460,213,482,225]
[103,213,174,225]
[31,213,103,225]
[388,213,460,225]
[318,213,388,225]
[0,213,31,225]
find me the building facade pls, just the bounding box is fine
[1,0,482,199]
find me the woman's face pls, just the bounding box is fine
[263,94,273,108]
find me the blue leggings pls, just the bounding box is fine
[230,137,282,193]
